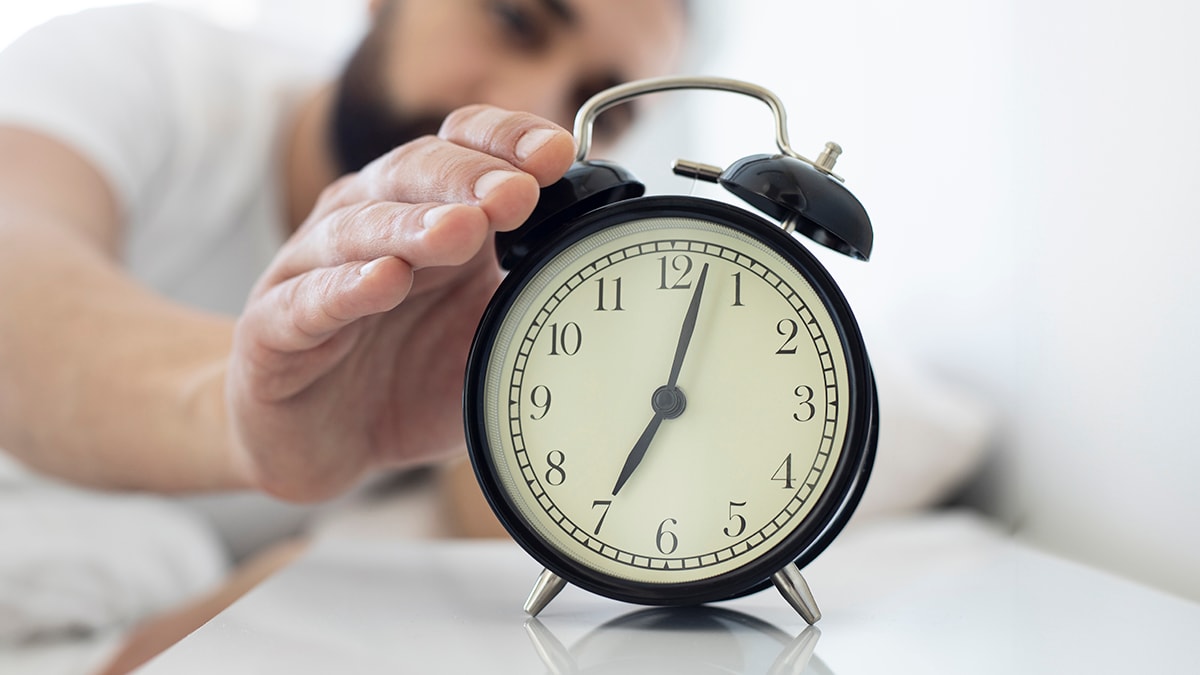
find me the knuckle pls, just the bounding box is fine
[321,200,392,262]
[315,174,358,211]
[439,104,497,135]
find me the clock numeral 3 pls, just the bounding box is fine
[658,254,694,290]
[793,385,816,422]
[656,518,679,555]
[547,322,582,356]
[545,450,567,486]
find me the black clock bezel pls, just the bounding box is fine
[463,195,876,607]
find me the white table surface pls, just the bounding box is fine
[137,511,1200,674]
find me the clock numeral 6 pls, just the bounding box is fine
[547,322,582,356]
[723,501,747,538]
[529,385,552,420]
[656,518,679,555]
[545,450,567,486]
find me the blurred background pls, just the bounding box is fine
[4,0,1197,604]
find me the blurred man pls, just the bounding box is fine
[0,0,684,669]
[0,0,683,506]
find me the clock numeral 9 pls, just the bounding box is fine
[723,501,747,538]
[655,518,679,555]
[544,450,567,486]
[793,385,816,422]
[658,254,694,290]
[529,385,552,420]
[547,322,582,356]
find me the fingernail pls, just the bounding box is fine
[515,128,560,161]
[422,203,460,230]
[474,170,522,201]
[359,256,392,277]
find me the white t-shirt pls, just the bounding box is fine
[0,5,335,559]
[0,4,323,313]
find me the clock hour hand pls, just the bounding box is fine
[611,412,664,496]
[611,263,710,497]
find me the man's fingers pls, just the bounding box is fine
[262,255,411,351]
[315,121,552,233]
[311,106,573,216]
[235,256,413,400]
[267,106,576,289]
[362,134,542,229]
[438,105,576,186]
[270,200,489,285]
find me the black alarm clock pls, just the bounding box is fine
[463,76,877,623]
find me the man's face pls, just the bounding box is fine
[331,0,686,174]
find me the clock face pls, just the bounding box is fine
[467,198,870,603]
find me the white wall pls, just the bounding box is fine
[661,0,1200,601]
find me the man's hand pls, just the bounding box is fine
[227,106,575,502]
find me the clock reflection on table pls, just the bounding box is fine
[524,606,834,675]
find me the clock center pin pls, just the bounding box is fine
[651,384,687,419]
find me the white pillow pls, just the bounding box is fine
[0,456,228,643]
[852,344,995,520]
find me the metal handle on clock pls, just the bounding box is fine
[572,75,830,174]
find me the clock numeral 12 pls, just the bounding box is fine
[658,254,694,290]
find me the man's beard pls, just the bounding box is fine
[330,14,448,175]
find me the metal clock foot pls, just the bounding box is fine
[524,568,567,616]
[772,563,822,624]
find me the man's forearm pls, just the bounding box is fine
[0,215,251,492]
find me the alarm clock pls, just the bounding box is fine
[463,76,877,623]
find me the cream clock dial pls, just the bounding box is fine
[486,215,848,583]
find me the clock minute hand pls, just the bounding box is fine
[611,263,710,497]
[666,263,710,388]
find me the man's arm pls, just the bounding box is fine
[0,106,576,499]
[0,126,245,491]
